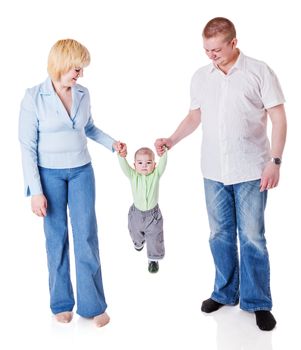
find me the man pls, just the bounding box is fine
[155,17,286,331]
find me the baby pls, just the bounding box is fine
[118,147,167,273]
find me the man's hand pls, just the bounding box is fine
[154,138,172,156]
[260,162,280,192]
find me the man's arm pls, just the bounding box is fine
[155,108,201,155]
[260,104,287,192]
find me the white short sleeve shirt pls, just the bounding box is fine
[190,52,285,185]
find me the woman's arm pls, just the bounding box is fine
[18,90,43,196]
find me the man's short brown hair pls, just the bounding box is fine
[202,17,236,42]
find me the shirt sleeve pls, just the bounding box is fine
[260,64,285,109]
[117,154,135,178]
[157,150,167,177]
[18,89,43,197]
[190,69,202,110]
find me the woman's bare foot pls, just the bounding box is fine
[55,311,73,323]
[94,312,110,327]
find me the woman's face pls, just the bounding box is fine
[59,67,83,87]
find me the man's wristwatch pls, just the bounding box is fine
[271,157,282,165]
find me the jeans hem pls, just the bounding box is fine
[52,306,74,315]
[76,307,107,318]
[240,305,272,312]
[211,295,239,306]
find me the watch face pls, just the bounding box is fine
[273,158,281,165]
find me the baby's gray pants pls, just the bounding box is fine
[128,204,165,261]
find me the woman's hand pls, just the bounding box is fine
[31,194,47,217]
[113,141,127,157]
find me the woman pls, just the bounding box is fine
[19,39,126,327]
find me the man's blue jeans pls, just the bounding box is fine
[39,163,107,317]
[204,178,272,312]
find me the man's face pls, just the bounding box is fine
[203,34,237,68]
[134,153,156,175]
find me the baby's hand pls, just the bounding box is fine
[154,138,171,156]
[113,141,127,157]
[119,142,127,157]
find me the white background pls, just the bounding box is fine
[1,0,300,349]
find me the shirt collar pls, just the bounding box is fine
[39,77,85,95]
[209,50,245,74]
[38,77,55,95]
[229,50,245,73]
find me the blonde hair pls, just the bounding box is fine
[134,147,155,160]
[47,39,90,81]
[202,17,236,42]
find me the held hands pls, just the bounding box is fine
[31,194,47,217]
[113,141,127,157]
[260,162,280,192]
[154,138,172,156]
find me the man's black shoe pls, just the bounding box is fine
[201,298,224,313]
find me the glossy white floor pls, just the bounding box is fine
[2,153,300,350]
[2,1,300,348]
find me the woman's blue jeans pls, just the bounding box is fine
[39,163,107,317]
[204,178,272,312]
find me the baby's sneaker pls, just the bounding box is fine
[134,241,145,251]
[148,261,159,273]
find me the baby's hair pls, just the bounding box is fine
[134,147,155,160]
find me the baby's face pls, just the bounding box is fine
[134,153,156,175]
